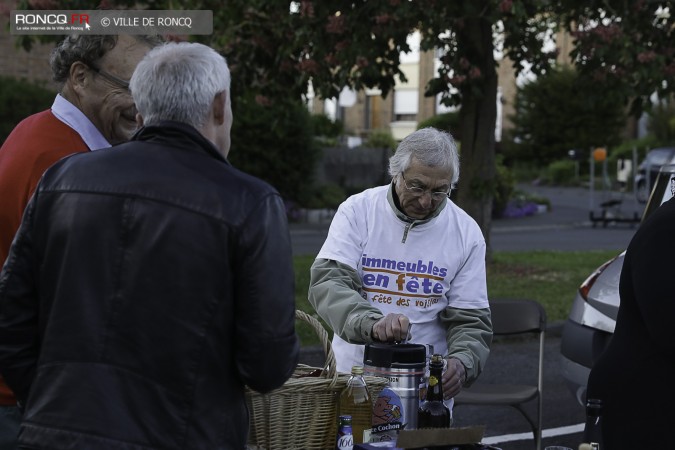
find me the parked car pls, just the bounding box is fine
[561,163,675,406]
[634,146,675,203]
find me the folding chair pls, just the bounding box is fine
[453,298,547,450]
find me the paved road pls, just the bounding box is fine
[292,184,643,449]
[490,184,643,253]
[290,184,645,256]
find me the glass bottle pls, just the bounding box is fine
[339,365,372,444]
[336,415,354,450]
[582,398,604,449]
[417,354,450,428]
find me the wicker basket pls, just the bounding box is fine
[246,310,389,450]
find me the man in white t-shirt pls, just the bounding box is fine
[308,127,492,402]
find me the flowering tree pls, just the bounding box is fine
[9,0,674,249]
[557,1,674,116]
[286,0,558,246]
[294,0,673,247]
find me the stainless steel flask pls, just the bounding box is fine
[363,343,427,430]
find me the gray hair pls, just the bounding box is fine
[129,42,231,129]
[50,34,162,84]
[388,127,460,187]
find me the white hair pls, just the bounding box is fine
[389,127,460,187]
[129,42,230,129]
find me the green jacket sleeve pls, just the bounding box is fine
[308,258,384,344]
[440,306,492,386]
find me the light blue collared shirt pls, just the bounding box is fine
[50,94,110,151]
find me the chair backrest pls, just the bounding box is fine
[454,298,547,450]
[490,298,547,336]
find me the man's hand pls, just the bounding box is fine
[371,313,411,343]
[441,357,466,400]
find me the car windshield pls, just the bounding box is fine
[642,163,675,220]
[643,148,675,166]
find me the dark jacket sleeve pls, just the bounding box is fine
[0,195,40,403]
[233,192,299,393]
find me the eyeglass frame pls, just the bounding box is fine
[86,62,130,91]
[400,172,451,201]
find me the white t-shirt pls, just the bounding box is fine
[317,185,489,372]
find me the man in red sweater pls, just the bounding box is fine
[0,34,158,449]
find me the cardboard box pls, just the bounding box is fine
[354,426,486,450]
[354,442,401,450]
[394,426,485,449]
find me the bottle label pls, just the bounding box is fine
[428,375,439,387]
[370,387,404,442]
[336,434,353,450]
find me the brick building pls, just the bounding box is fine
[0,13,58,90]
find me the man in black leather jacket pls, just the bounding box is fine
[0,41,299,449]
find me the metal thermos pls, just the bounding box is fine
[363,343,427,430]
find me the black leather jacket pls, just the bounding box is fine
[0,122,300,449]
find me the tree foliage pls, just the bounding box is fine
[555,1,675,117]
[0,76,55,145]
[228,93,320,206]
[510,66,627,165]
[417,112,461,140]
[646,96,675,144]
[9,0,674,248]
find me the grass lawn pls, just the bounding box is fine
[293,250,621,347]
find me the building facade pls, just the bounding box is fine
[308,31,519,143]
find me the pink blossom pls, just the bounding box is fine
[324,53,338,65]
[165,35,187,43]
[0,3,12,16]
[499,0,513,14]
[592,24,622,43]
[300,1,314,18]
[335,40,351,52]
[375,14,391,25]
[297,58,320,74]
[326,14,346,34]
[279,60,294,73]
[255,95,272,107]
[637,51,657,63]
[633,0,646,12]
[468,66,482,79]
[27,0,58,8]
[664,62,675,77]
[449,75,467,85]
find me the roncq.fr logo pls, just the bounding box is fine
[15,13,90,26]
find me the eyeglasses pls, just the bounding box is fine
[400,173,450,201]
[87,63,130,91]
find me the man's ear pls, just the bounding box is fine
[69,61,90,91]
[135,113,144,128]
[212,91,226,126]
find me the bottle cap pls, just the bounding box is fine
[339,414,352,424]
[429,354,445,368]
[430,354,443,364]
[351,365,364,375]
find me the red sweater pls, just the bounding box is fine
[0,109,89,405]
